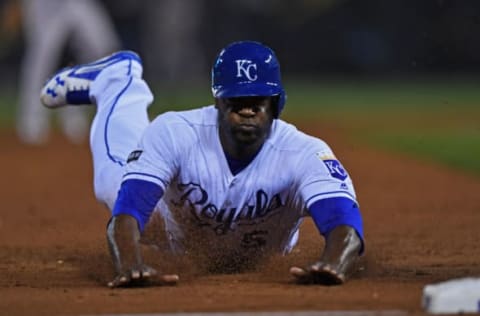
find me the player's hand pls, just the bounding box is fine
[289,261,345,285]
[290,226,362,285]
[107,264,179,288]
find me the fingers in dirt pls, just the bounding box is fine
[159,274,179,285]
[108,275,130,288]
[107,272,179,288]
[289,266,308,277]
[290,264,345,285]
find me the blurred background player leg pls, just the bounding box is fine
[141,0,206,88]
[58,0,121,144]
[17,0,64,144]
[16,0,120,145]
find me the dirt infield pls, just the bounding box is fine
[1,120,480,316]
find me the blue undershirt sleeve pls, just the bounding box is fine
[308,197,365,254]
[112,179,164,232]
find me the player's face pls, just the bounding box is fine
[216,96,275,152]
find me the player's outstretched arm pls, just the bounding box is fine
[106,214,179,288]
[290,225,361,285]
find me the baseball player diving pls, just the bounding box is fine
[40,41,365,288]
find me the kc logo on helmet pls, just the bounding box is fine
[235,59,257,81]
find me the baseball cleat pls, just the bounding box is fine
[40,50,142,108]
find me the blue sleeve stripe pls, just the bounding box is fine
[308,197,365,254]
[112,179,164,232]
[123,172,168,186]
[306,191,357,206]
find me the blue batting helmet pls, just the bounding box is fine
[211,41,286,117]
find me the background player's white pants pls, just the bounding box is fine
[18,0,120,144]
[88,60,153,210]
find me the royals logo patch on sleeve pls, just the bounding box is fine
[315,152,348,181]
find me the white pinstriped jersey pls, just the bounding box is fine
[123,105,357,255]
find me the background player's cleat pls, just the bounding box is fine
[40,51,142,108]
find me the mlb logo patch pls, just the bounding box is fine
[322,159,348,181]
[127,150,143,163]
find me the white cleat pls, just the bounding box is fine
[40,50,142,108]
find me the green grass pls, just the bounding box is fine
[0,92,17,126]
[149,86,211,114]
[284,78,480,110]
[366,128,480,175]
[282,79,480,176]
[1,78,479,176]
[279,78,480,176]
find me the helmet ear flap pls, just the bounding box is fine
[273,90,286,118]
[270,91,286,118]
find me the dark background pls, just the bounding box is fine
[2,0,480,87]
